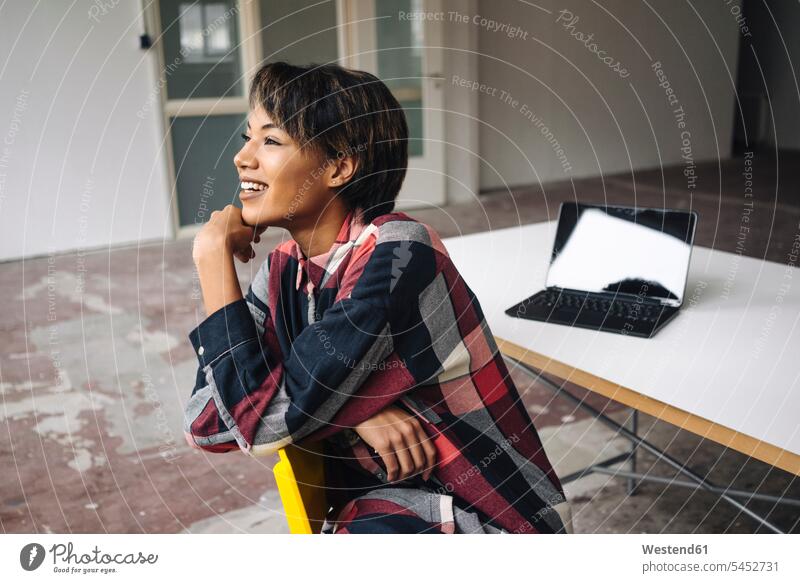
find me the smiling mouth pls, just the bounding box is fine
[239,180,268,200]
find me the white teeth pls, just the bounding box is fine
[241,181,266,191]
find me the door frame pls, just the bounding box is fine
[339,0,447,209]
[146,0,266,239]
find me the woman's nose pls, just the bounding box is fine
[234,145,255,169]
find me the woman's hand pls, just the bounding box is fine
[353,405,437,483]
[192,204,267,264]
[192,205,267,316]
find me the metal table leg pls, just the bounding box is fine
[628,410,638,496]
[504,354,799,534]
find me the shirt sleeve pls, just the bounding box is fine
[183,225,449,457]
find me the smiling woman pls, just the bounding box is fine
[186,61,572,534]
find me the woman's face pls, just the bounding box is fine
[233,105,338,228]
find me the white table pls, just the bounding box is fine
[443,221,800,532]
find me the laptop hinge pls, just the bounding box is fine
[549,286,677,308]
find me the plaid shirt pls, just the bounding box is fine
[184,210,573,534]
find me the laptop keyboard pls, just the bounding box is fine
[532,290,664,322]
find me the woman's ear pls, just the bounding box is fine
[327,155,358,188]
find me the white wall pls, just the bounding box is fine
[474,0,742,190]
[0,0,173,262]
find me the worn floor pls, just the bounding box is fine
[2,153,799,534]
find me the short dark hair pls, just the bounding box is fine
[248,61,409,223]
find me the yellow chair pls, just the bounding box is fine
[273,441,328,534]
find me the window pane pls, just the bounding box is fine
[258,0,338,65]
[375,0,424,157]
[170,115,245,227]
[159,0,243,99]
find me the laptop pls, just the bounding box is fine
[505,202,699,338]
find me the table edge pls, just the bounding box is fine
[496,337,800,477]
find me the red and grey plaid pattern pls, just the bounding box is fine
[184,209,573,534]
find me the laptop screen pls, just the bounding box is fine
[545,203,698,306]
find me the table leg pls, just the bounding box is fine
[503,354,798,534]
[627,410,639,496]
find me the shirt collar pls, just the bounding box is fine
[293,208,367,291]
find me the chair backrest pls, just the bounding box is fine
[273,442,328,534]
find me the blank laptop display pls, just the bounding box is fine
[505,203,698,338]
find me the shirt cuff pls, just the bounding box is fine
[188,298,259,367]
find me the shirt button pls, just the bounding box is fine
[198,346,205,356]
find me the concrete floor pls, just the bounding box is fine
[2,153,799,534]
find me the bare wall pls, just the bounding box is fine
[0,1,173,262]
[474,0,742,191]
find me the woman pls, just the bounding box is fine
[185,61,572,534]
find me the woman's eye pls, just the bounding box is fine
[240,133,278,145]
